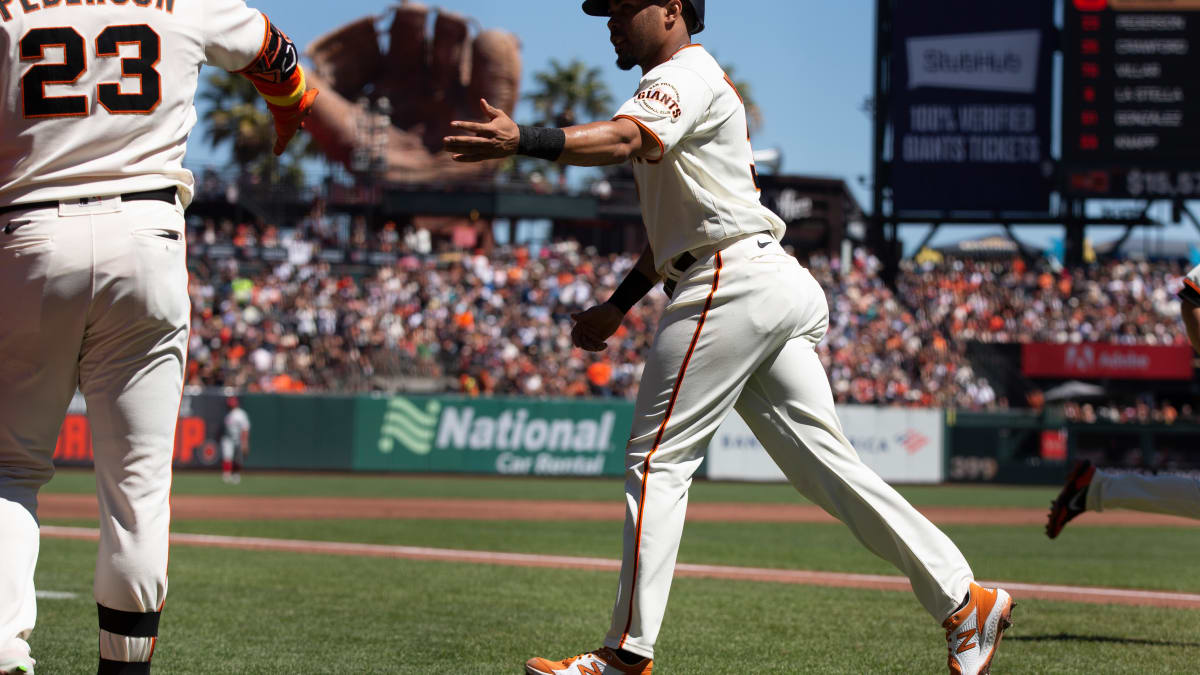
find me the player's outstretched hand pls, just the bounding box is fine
[571,303,625,352]
[443,99,519,162]
[268,88,319,156]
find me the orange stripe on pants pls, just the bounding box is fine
[618,252,723,648]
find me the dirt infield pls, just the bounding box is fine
[36,493,1200,529]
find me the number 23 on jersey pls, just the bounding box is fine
[20,23,161,118]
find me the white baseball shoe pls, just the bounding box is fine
[525,647,652,674]
[943,582,1014,675]
[0,639,34,675]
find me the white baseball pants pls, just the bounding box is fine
[1087,469,1200,519]
[0,196,188,669]
[604,235,974,659]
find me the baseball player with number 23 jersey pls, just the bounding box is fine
[0,0,315,672]
[446,1,1013,673]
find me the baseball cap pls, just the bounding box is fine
[581,0,705,34]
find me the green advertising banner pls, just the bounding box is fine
[354,395,635,476]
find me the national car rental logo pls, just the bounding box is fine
[378,397,442,456]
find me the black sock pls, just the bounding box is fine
[951,590,971,615]
[613,648,644,665]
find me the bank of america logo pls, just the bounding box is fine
[898,429,929,455]
[378,398,442,456]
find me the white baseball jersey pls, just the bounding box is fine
[1180,263,1200,307]
[222,408,250,447]
[0,0,270,208]
[2,1,278,670]
[612,44,785,273]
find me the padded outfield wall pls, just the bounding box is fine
[50,392,947,483]
[48,391,1200,484]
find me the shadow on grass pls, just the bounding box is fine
[1009,633,1200,648]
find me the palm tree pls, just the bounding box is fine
[522,59,614,186]
[199,71,314,187]
[721,62,764,136]
[200,71,274,169]
[526,59,614,128]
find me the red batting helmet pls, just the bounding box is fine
[582,0,705,34]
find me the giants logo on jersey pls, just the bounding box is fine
[636,82,682,122]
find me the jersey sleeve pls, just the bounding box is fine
[613,65,713,162]
[202,0,270,72]
[1180,264,1200,308]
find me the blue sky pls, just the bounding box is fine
[187,0,1199,254]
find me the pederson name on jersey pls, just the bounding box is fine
[1,0,176,23]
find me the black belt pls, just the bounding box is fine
[0,187,177,217]
[662,251,698,299]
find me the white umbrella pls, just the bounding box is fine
[1043,380,1106,402]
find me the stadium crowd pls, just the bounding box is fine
[185,215,1196,413]
[899,255,1190,347]
[187,221,660,398]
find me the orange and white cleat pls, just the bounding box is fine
[943,582,1014,675]
[525,647,652,675]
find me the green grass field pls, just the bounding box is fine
[27,470,1200,673]
[42,469,1058,506]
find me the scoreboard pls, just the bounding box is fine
[1063,0,1200,197]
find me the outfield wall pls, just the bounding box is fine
[945,410,1200,485]
[51,393,947,483]
[243,394,950,481]
[52,391,1199,485]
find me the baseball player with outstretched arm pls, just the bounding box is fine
[0,2,315,672]
[1046,264,1200,538]
[444,1,1013,673]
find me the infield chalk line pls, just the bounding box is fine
[40,525,1200,610]
[35,590,79,600]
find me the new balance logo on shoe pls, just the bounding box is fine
[955,627,978,654]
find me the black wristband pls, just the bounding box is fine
[608,268,656,314]
[517,125,566,161]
